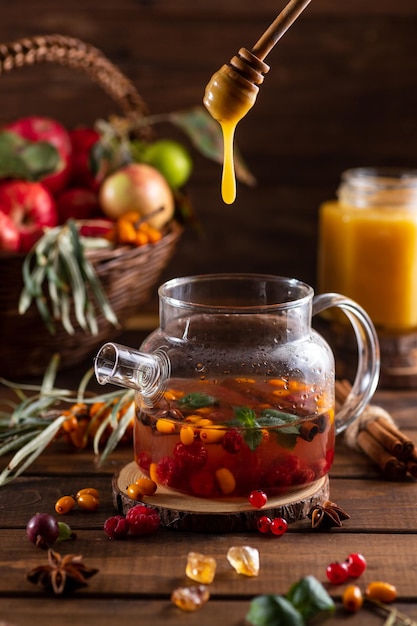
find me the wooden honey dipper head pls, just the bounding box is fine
[203,49,270,124]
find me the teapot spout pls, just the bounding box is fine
[94,342,170,405]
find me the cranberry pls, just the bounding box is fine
[326,561,350,585]
[346,553,367,578]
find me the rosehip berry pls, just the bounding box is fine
[346,552,367,578]
[248,489,268,509]
[326,561,349,585]
[257,516,272,534]
[126,505,160,536]
[104,515,130,539]
[270,517,288,536]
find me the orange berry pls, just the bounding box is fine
[342,585,363,613]
[127,484,144,500]
[76,487,99,500]
[135,477,157,496]
[77,493,99,512]
[55,495,76,515]
[366,581,398,603]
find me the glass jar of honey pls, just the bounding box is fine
[318,167,417,332]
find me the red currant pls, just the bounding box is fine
[326,561,349,585]
[257,516,272,534]
[248,489,268,509]
[270,517,288,536]
[346,552,367,578]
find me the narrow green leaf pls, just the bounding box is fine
[178,392,217,409]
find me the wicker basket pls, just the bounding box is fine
[0,35,183,378]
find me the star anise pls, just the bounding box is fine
[27,548,98,594]
[308,500,350,530]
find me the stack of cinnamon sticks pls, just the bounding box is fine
[336,380,417,480]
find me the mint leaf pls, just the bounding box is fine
[286,576,335,623]
[233,406,257,427]
[246,594,304,626]
[178,392,217,409]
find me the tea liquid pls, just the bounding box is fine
[134,376,334,499]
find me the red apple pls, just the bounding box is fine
[69,127,101,190]
[56,187,100,223]
[6,116,72,195]
[99,163,175,229]
[78,218,115,239]
[0,180,58,253]
[0,210,20,252]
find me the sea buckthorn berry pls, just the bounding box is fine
[342,585,363,613]
[257,516,272,534]
[248,489,268,509]
[77,493,100,512]
[55,495,76,515]
[127,484,145,501]
[200,426,225,444]
[346,552,367,578]
[76,487,99,500]
[326,561,350,585]
[270,517,288,536]
[365,581,398,603]
[135,477,157,496]
[215,467,236,495]
[156,418,176,433]
[180,424,195,445]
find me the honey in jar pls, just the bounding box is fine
[318,168,417,331]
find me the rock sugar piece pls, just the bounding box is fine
[171,584,210,611]
[186,551,217,584]
[227,545,260,577]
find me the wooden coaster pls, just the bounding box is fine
[112,462,330,532]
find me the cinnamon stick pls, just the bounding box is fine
[406,451,417,479]
[365,419,412,461]
[357,430,408,480]
[375,417,415,460]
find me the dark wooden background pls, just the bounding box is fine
[1,0,417,299]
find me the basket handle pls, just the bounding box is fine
[0,34,149,121]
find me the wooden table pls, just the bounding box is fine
[1,332,417,626]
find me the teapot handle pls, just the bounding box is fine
[312,293,380,435]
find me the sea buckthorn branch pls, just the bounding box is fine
[0,356,134,485]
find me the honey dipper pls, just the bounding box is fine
[203,0,312,124]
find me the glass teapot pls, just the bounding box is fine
[95,274,379,499]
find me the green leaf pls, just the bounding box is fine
[286,576,335,623]
[178,392,217,409]
[169,106,256,187]
[246,594,304,626]
[233,406,258,428]
[0,131,59,180]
